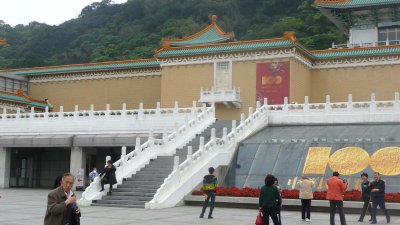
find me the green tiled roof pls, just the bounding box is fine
[313,47,400,58]
[5,60,160,76]
[0,93,53,108]
[156,40,295,57]
[316,0,400,9]
[0,93,31,104]
[169,29,233,46]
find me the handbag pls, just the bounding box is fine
[255,212,264,225]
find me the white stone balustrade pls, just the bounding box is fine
[0,102,205,135]
[147,93,400,209]
[199,87,242,108]
[79,105,216,205]
[266,93,400,125]
[147,99,269,209]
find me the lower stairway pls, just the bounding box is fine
[91,120,231,208]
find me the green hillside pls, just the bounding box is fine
[0,0,346,69]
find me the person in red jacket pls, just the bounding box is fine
[326,171,348,225]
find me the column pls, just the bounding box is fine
[0,147,11,188]
[70,146,86,190]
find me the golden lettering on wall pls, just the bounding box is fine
[328,147,370,175]
[303,146,400,176]
[370,147,400,176]
[302,147,331,175]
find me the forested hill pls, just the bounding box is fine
[0,0,346,69]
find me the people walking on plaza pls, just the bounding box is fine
[358,172,372,222]
[99,160,117,195]
[274,178,282,194]
[199,167,218,219]
[259,174,282,225]
[44,173,81,225]
[369,172,390,224]
[297,176,316,222]
[326,171,348,225]
[89,168,99,182]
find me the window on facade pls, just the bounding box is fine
[0,77,5,91]
[5,78,13,92]
[214,61,232,90]
[378,27,400,45]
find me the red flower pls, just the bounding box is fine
[191,187,400,203]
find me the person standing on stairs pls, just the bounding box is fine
[199,167,218,219]
[99,160,117,195]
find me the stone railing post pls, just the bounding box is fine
[232,120,237,135]
[304,96,309,112]
[135,137,141,153]
[74,105,79,119]
[192,101,197,117]
[187,146,192,161]
[156,102,161,117]
[325,95,331,112]
[138,102,144,120]
[122,103,127,118]
[199,137,205,152]
[347,94,353,111]
[370,93,376,111]
[248,107,253,119]
[211,128,216,144]
[30,107,35,120]
[256,101,261,110]
[120,146,126,176]
[2,108,6,120]
[44,106,49,119]
[58,106,64,119]
[240,113,245,126]
[89,105,94,118]
[222,127,227,142]
[173,156,179,171]
[283,97,289,112]
[16,108,21,120]
[105,104,110,117]
[174,101,179,117]
[394,92,400,110]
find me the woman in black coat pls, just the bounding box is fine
[99,160,117,195]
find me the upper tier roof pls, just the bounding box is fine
[315,0,400,9]
[160,15,235,48]
[0,89,52,109]
[0,58,159,76]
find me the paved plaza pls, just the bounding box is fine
[0,189,398,225]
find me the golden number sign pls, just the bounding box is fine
[303,146,400,176]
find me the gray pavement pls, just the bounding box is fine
[0,188,398,225]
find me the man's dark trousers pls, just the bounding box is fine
[329,200,346,225]
[359,196,371,221]
[371,197,390,223]
[200,192,215,218]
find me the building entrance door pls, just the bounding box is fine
[10,157,28,187]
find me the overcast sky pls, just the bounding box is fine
[0,0,128,27]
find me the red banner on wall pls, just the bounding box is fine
[256,61,290,104]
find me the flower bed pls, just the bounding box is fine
[192,187,400,203]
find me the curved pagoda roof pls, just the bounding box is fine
[315,0,400,9]
[1,58,159,76]
[160,15,235,48]
[0,89,52,109]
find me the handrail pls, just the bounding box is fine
[148,99,268,208]
[79,105,216,205]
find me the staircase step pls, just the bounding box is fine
[94,199,149,205]
[113,187,158,193]
[91,203,145,208]
[111,191,155,197]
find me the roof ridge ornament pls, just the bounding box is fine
[283,31,297,43]
[211,15,218,24]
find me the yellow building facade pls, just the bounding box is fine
[3,2,400,119]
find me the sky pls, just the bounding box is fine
[0,0,128,27]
